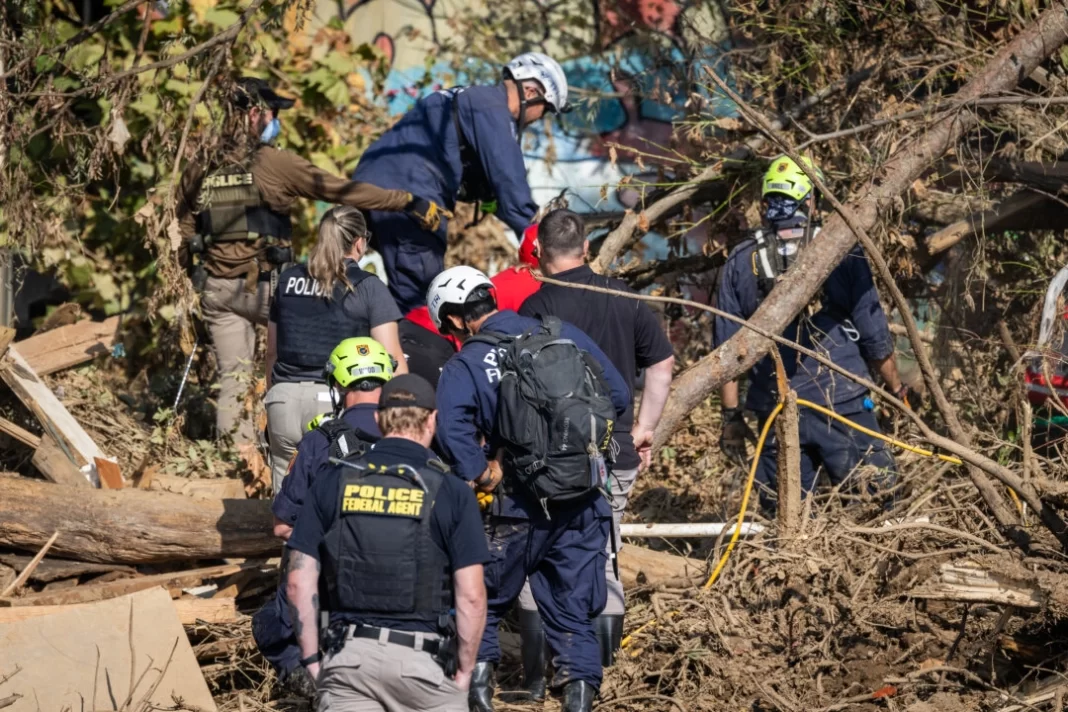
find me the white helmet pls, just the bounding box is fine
[503,52,569,114]
[426,266,494,330]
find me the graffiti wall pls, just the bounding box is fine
[313,0,734,251]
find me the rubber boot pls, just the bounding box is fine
[562,680,597,712]
[518,608,547,701]
[468,661,495,712]
[595,614,624,667]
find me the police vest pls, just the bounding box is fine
[451,90,496,204]
[194,160,292,244]
[322,458,453,624]
[274,261,375,372]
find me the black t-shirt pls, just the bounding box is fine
[519,264,674,469]
[287,436,489,633]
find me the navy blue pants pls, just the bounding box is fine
[251,584,301,678]
[754,407,897,511]
[366,210,448,314]
[479,494,610,689]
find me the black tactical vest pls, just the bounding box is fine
[451,91,496,204]
[195,161,292,243]
[274,261,375,372]
[317,418,378,460]
[322,458,453,624]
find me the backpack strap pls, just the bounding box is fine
[540,316,562,337]
[467,330,510,348]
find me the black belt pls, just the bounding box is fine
[349,626,440,655]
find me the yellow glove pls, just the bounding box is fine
[476,491,494,511]
[405,195,451,233]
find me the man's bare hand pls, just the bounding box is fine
[632,426,654,471]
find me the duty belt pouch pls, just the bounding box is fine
[434,614,459,676]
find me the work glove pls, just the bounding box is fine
[894,384,920,411]
[406,195,448,233]
[471,460,503,494]
[719,407,755,467]
[476,491,494,511]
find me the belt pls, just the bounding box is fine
[349,625,441,655]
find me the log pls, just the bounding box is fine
[0,553,135,583]
[777,391,802,536]
[0,562,257,607]
[925,190,1049,256]
[14,316,120,376]
[151,474,246,499]
[617,545,704,588]
[0,595,238,626]
[651,6,1068,452]
[619,522,765,537]
[0,476,276,564]
[909,563,1044,610]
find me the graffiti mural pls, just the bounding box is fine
[313,0,735,253]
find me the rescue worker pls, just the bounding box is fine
[715,156,905,510]
[176,76,442,469]
[399,224,543,386]
[253,337,393,694]
[265,206,409,490]
[352,53,570,313]
[428,266,630,712]
[518,208,675,685]
[286,374,489,710]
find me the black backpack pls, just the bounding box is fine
[471,317,616,507]
[316,418,379,461]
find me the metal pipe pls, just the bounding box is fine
[619,522,765,538]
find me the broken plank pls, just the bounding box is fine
[0,417,39,449]
[31,432,90,487]
[0,562,258,607]
[0,342,104,481]
[94,457,123,489]
[0,554,135,584]
[14,316,120,376]
[0,596,238,626]
[909,563,1044,609]
[0,531,59,598]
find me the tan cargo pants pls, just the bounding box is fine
[201,276,270,445]
[264,381,334,492]
[318,634,467,712]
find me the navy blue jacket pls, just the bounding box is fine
[352,85,537,236]
[272,403,380,527]
[436,311,631,517]
[714,242,894,413]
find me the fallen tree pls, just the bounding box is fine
[650,2,1068,459]
[0,477,275,564]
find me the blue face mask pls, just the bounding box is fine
[260,117,281,144]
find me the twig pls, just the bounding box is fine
[0,666,21,686]
[0,694,22,710]
[0,530,59,597]
[846,523,1005,554]
[599,694,689,712]
[168,48,227,187]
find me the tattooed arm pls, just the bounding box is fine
[286,548,323,680]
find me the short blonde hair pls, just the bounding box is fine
[377,405,433,437]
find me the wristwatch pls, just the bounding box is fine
[300,652,322,667]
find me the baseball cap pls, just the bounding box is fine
[519,224,539,267]
[379,374,436,410]
[232,77,296,111]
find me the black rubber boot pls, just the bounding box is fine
[518,608,548,701]
[562,680,597,712]
[468,661,495,712]
[595,614,624,667]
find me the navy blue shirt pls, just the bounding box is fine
[714,242,894,413]
[352,85,537,236]
[520,265,675,470]
[273,404,381,526]
[435,310,631,518]
[287,436,489,632]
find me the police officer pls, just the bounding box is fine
[286,374,489,710]
[352,53,570,313]
[266,206,409,490]
[176,76,441,470]
[427,266,630,712]
[518,208,675,683]
[253,337,392,695]
[715,156,905,510]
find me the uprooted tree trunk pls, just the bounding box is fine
[650,3,1068,461]
[0,476,276,564]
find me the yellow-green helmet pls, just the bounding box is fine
[762,155,823,201]
[323,337,394,391]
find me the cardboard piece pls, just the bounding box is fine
[0,587,216,712]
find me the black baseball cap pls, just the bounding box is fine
[379,374,436,410]
[232,77,296,111]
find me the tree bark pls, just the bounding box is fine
[653,3,1068,451]
[0,476,276,564]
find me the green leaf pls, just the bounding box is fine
[305,67,336,89]
[322,50,356,75]
[323,80,350,107]
[255,34,280,61]
[68,42,105,71]
[309,152,341,176]
[151,16,183,35]
[35,55,57,74]
[129,91,160,118]
[204,7,239,28]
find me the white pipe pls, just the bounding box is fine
[619,522,765,538]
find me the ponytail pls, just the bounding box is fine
[307,206,369,299]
